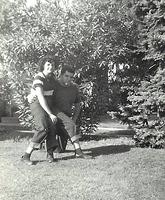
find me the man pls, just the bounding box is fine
[53,66,92,159]
[21,56,58,165]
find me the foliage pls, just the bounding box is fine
[134,0,165,65]
[1,0,164,147]
[127,68,165,148]
[78,80,99,133]
[0,70,11,102]
[128,68,165,123]
[110,0,165,148]
[0,69,12,117]
[134,128,165,148]
[0,0,137,133]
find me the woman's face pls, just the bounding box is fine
[43,61,55,76]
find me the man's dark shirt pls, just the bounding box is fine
[52,80,80,117]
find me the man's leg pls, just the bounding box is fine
[72,139,92,159]
[54,121,69,153]
[57,112,92,159]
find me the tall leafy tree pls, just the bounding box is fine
[0,0,139,133]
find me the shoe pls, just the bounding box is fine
[21,155,33,165]
[75,153,93,159]
[75,149,93,159]
[47,153,56,163]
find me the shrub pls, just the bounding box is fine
[0,0,137,134]
[134,128,165,148]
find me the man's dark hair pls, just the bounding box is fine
[61,66,75,75]
[38,55,59,72]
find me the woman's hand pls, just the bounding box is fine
[49,114,57,124]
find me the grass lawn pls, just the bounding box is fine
[0,126,165,200]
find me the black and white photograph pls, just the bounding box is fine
[0,0,165,199]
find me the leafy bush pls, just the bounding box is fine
[134,128,165,148]
[0,0,137,133]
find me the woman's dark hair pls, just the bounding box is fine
[38,55,59,72]
[61,66,75,75]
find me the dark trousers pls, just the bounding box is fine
[56,112,81,143]
[30,101,57,152]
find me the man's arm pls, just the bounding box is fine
[72,102,81,123]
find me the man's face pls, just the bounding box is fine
[61,71,74,86]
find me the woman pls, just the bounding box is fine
[21,56,58,165]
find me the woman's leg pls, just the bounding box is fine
[21,102,56,164]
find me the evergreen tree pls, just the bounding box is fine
[113,0,165,148]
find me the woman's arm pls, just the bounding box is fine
[35,87,57,123]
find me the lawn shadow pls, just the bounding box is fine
[32,160,55,165]
[85,144,133,157]
[59,144,133,160]
[21,160,45,165]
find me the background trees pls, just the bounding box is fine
[112,0,165,148]
[0,0,136,130]
[0,0,165,147]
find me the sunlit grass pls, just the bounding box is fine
[0,130,165,200]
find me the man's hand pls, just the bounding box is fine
[72,116,77,124]
[72,102,81,124]
[49,114,57,124]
